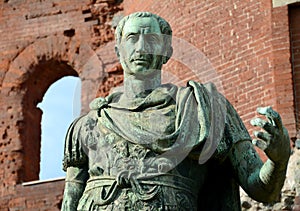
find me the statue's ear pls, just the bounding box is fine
[163,46,173,64]
[115,45,120,58]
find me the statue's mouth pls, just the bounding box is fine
[131,56,150,65]
[131,57,148,61]
[133,60,149,66]
[131,53,151,62]
[134,58,147,61]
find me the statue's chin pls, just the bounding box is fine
[125,66,159,77]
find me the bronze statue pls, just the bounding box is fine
[61,12,290,210]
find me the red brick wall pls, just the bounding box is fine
[290,5,300,134]
[2,179,65,211]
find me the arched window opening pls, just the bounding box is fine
[19,60,79,183]
[37,76,81,180]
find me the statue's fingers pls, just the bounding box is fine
[252,139,267,151]
[253,131,272,142]
[256,106,269,115]
[250,117,275,134]
[266,108,282,129]
[257,106,282,129]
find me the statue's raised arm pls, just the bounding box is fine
[229,106,290,202]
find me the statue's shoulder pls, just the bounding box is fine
[186,80,251,162]
[89,97,108,111]
[69,92,124,132]
[186,80,220,95]
[66,92,123,137]
[63,113,91,170]
[62,102,105,171]
[64,98,105,149]
[67,110,98,134]
[89,92,123,110]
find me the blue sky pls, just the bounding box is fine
[37,76,81,180]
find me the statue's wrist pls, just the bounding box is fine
[271,150,290,168]
[273,160,289,172]
[260,159,286,184]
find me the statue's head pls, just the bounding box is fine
[115,12,173,77]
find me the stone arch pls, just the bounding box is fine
[1,35,104,183]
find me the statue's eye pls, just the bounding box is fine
[127,34,138,42]
[145,34,161,44]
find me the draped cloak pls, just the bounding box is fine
[63,81,251,210]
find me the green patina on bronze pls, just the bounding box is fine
[61,12,291,211]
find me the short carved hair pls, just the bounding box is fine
[115,12,172,46]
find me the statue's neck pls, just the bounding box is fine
[123,72,161,99]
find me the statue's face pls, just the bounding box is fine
[117,16,165,77]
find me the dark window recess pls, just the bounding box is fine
[63,29,75,37]
[82,9,91,14]
[84,16,94,22]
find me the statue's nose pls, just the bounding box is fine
[135,35,147,53]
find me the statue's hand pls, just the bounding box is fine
[250,106,290,164]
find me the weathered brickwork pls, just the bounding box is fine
[0,0,299,210]
[96,62,123,98]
